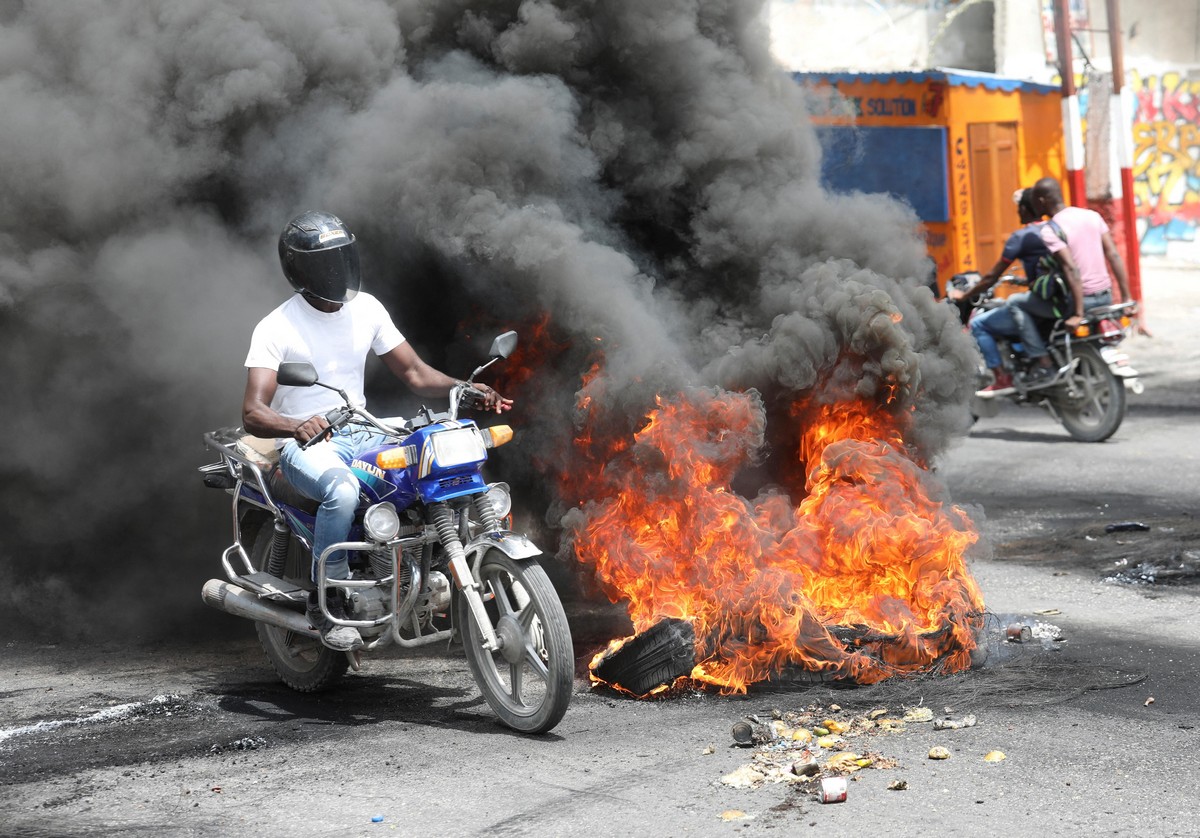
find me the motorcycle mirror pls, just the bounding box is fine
[277,362,319,387]
[487,331,518,360]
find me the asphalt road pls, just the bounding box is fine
[1,266,1197,838]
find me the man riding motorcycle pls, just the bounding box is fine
[241,210,511,651]
[1010,177,1138,373]
[946,188,1048,397]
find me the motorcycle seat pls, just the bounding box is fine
[235,434,280,468]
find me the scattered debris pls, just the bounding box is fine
[1030,621,1064,642]
[933,714,977,731]
[817,777,847,804]
[1145,696,1155,706]
[903,707,933,723]
[720,765,768,789]
[887,780,908,791]
[210,736,267,754]
[719,810,754,822]
[371,815,384,823]
[731,719,772,747]
[928,746,951,760]
[702,744,715,755]
[719,705,903,789]
[983,751,1006,763]
[1033,608,1062,616]
[790,755,820,777]
[1006,624,1032,643]
[1105,521,1150,533]
[1103,555,1200,587]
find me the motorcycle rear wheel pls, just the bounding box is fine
[246,517,348,692]
[457,549,574,734]
[1054,344,1126,442]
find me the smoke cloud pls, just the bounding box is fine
[0,0,978,641]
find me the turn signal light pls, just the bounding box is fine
[1120,316,1131,328]
[376,447,408,470]
[486,425,514,448]
[1073,324,1091,337]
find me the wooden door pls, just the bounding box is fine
[968,123,1020,273]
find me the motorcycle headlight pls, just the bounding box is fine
[485,482,512,519]
[363,502,400,542]
[430,427,487,468]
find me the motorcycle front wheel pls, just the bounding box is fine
[1054,344,1127,442]
[457,549,574,734]
[246,517,348,692]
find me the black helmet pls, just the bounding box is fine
[278,210,361,304]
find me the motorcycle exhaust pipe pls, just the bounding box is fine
[202,579,319,638]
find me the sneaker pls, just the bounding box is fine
[306,590,362,651]
[975,371,1015,398]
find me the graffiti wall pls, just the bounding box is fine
[1131,69,1200,261]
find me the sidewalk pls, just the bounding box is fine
[1125,261,1200,393]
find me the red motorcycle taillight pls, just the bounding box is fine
[1098,318,1123,345]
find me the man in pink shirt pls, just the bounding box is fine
[1012,177,1135,379]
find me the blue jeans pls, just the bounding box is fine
[969,304,1024,369]
[1010,289,1113,359]
[279,426,389,582]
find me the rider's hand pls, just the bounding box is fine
[472,383,513,414]
[294,415,331,444]
[1064,315,1084,330]
[946,288,965,302]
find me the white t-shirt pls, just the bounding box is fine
[244,292,404,422]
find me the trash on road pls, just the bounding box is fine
[983,751,1006,762]
[1105,521,1150,533]
[371,815,385,823]
[903,707,934,723]
[719,705,903,789]
[1145,696,1155,706]
[719,809,753,821]
[928,746,951,760]
[1006,623,1033,643]
[817,776,847,803]
[731,719,773,747]
[720,764,767,788]
[933,714,977,731]
[1031,621,1065,641]
[791,753,820,777]
[887,779,909,791]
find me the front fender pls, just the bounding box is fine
[464,530,542,565]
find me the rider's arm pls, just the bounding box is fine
[1051,247,1086,322]
[1100,231,1134,304]
[242,367,330,443]
[380,342,512,413]
[948,256,1010,302]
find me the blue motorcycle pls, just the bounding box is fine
[199,331,573,734]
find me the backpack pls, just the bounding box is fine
[1029,219,1074,319]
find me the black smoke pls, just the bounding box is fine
[0,0,978,642]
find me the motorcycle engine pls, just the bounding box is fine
[348,586,389,624]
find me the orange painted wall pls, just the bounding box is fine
[803,75,1066,284]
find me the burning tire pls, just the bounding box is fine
[591,618,696,696]
[246,516,348,692]
[1054,345,1126,442]
[457,549,574,734]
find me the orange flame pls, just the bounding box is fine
[480,314,984,693]
[569,383,984,693]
